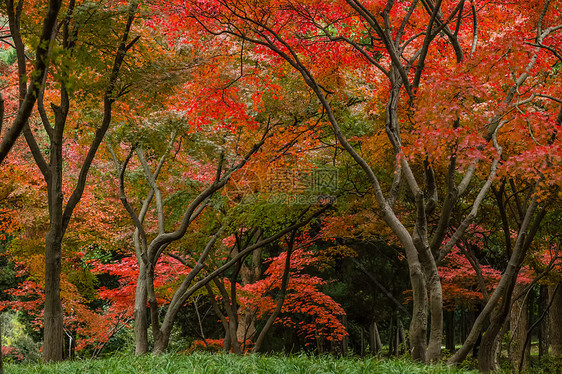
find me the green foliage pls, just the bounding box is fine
[5,352,478,374]
[1,311,41,364]
[0,48,16,66]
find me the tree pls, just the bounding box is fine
[0,0,62,163]
[166,0,476,362]
[6,0,141,361]
[239,232,348,353]
[179,0,562,365]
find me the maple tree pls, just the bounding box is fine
[239,233,348,352]
[111,129,330,354]
[1,0,143,362]
[0,0,561,370]
[163,0,562,366]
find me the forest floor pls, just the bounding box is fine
[4,352,479,373]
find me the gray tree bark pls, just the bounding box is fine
[509,284,530,371]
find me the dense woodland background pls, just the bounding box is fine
[0,0,561,373]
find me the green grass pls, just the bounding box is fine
[4,352,478,374]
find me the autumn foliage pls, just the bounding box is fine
[0,0,561,370]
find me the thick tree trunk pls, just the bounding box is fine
[153,334,170,355]
[478,294,513,372]
[238,246,261,345]
[478,290,515,372]
[408,264,428,362]
[509,284,529,371]
[370,321,382,354]
[426,272,443,361]
[227,318,241,354]
[550,284,562,356]
[236,312,256,344]
[223,330,232,352]
[42,224,64,362]
[134,262,148,355]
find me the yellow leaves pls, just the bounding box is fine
[317,244,357,264]
[361,129,393,165]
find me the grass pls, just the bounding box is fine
[4,352,478,374]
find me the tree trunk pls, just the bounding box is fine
[478,290,514,372]
[153,334,170,355]
[342,315,349,353]
[445,309,455,352]
[134,262,148,355]
[398,319,406,355]
[387,316,394,357]
[492,320,509,370]
[509,284,529,371]
[550,283,562,356]
[223,330,232,352]
[539,285,549,358]
[236,312,256,344]
[407,263,429,362]
[238,246,261,345]
[252,238,293,353]
[418,245,443,361]
[426,275,443,360]
[212,278,241,354]
[370,321,382,355]
[42,225,64,362]
[460,308,466,343]
[449,196,542,366]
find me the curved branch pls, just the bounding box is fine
[0,0,62,163]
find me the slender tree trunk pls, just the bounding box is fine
[539,285,549,358]
[493,320,509,369]
[398,319,406,355]
[134,262,148,355]
[394,320,399,356]
[212,279,241,354]
[205,284,230,352]
[445,310,455,352]
[449,197,542,366]
[550,283,562,356]
[461,308,466,343]
[388,316,395,357]
[342,315,349,353]
[252,236,293,353]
